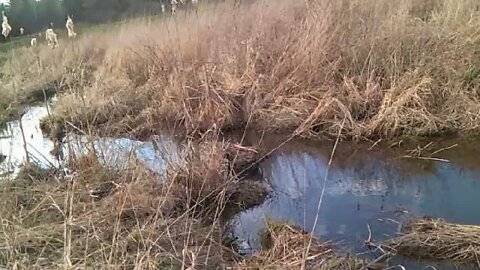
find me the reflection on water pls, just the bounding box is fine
[0,105,181,177]
[230,138,480,269]
[65,134,182,173]
[0,106,57,174]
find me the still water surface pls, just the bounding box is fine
[230,135,480,269]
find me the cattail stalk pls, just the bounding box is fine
[66,15,77,38]
[1,11,11,38]
[46,27,59,49]
[171,0,178,15]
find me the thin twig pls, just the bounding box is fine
[430,143,458,156]
[301,117,345,270]
[401,155,450,163]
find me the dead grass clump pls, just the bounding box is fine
[14,164,62,183]
[368,71,447,137]
[386,217,480,267]
[167,139,268,218]
[169,140,230,212]
[240,221,372,270]
[0,134,270,269]
[47,0,311,137]
[0,155,235,269]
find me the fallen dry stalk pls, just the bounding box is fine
[387,218,480,267]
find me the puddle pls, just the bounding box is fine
[229,136,480,269]
[0,105,182,177]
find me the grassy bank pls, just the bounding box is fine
[0,151,374,269]
[0,136,272,269]
[0,14,168,128]
[386,218,480,267]
[240,221,377,269]
[2,0,478,140]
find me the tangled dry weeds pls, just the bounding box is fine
[3,0,478,141]
[240,221,377,270]
[386,218,480,267]
[0,134,271,269]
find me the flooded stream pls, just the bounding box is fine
[1,105,480,269]
[230,135,480,269]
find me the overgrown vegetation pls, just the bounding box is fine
[2,0,480,268]
[6,0,476,141]
[0,135,270,269]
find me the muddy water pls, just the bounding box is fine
[230,135,480,269]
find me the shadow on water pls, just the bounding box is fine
[229,134,480,269]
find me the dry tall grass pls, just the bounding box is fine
[8,1,480,268]
[0,134,269,269]
[0,31,108,127]
[16,0,478,141]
